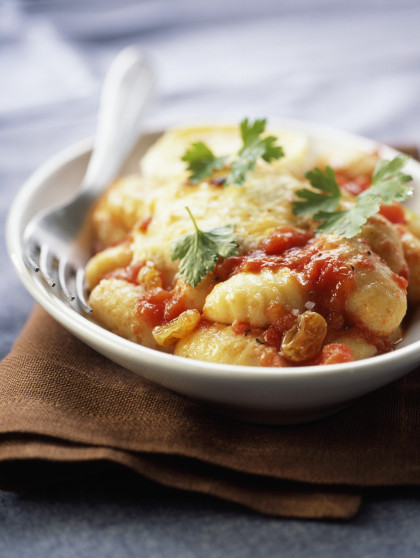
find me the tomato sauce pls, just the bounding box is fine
[224,230,366,361]
[317,343,354,364]
[231,320,252,336]
[137,215,153,232]
[393,272,408,290]
[222,226,405,363]
[221,232,359,323]
[106,260,188,329]
[136,287,187,328]
[262,314,297,351]
[116,218,402,364]
[302,251,355,318]
[379,202,407,225]
[214,255,245,282]
[335,169,371,196]
[259,226,314,254]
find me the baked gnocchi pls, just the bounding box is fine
[85,121,418,367]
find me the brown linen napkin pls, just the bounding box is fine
[1,145,419,520]
[1,305,420,520]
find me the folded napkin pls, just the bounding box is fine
[1,147,420,521]
[1,302,419,520]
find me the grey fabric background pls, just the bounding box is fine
[1,0,420,555]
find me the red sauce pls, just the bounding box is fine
[217,234,368,334]
[239,252,284,274]
[232,314,297,352]
[259,226,314,254]
[214,256,245,282]
[335,170,371,196]
[136,287,187,328]
[379,202,407,225]
[262,326,283,351]
[222,232,401,364]
[214,227,314,280]
[112,215,403,365]
[164,294,187,322]
[262,313,297,351]
[317,343,354,364]
[239,237,358,322]
[394,273,409,290]
[231,320,252,336]
[303,251,356,319]
[137,215,153,232]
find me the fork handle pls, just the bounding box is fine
[81,47,156,196]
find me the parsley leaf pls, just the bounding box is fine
[369,155,413,203]
[171,207,238,287]
[225,118,284,186]
[293,166,341,216]
[181,141,226,184]
[292,156,413,238]
[315,193,381,236]
[182,118,284,186]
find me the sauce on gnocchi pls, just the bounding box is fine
[85,123,419,367]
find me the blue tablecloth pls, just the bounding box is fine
[1,1,420,555]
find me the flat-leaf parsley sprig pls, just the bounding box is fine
[181,142,227,185]
[181,118,284,186]
[292,155,413,238]
[171,207,239,287]
[226,118,284,186]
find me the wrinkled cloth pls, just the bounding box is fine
[1,304,420,519]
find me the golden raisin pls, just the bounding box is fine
[281,311,327,362]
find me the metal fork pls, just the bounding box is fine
[23,47,156,313]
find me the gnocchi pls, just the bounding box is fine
[203,268,305,328]
[85,123,418,367]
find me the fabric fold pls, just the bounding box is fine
[1,305,420,519]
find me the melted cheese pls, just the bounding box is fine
[130,170,304,281]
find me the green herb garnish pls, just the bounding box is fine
[293,166,341,216]
[181,142,227,185]
[182,118,284,186]
[292,155,413,238]
[225,118,284,186]
[171,207,238,287]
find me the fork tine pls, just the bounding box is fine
[58,257,75,301]
[39,244,56,287]
[24,242,40,273]
[75,268,92,314]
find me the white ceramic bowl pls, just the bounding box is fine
[6,119,420,424]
